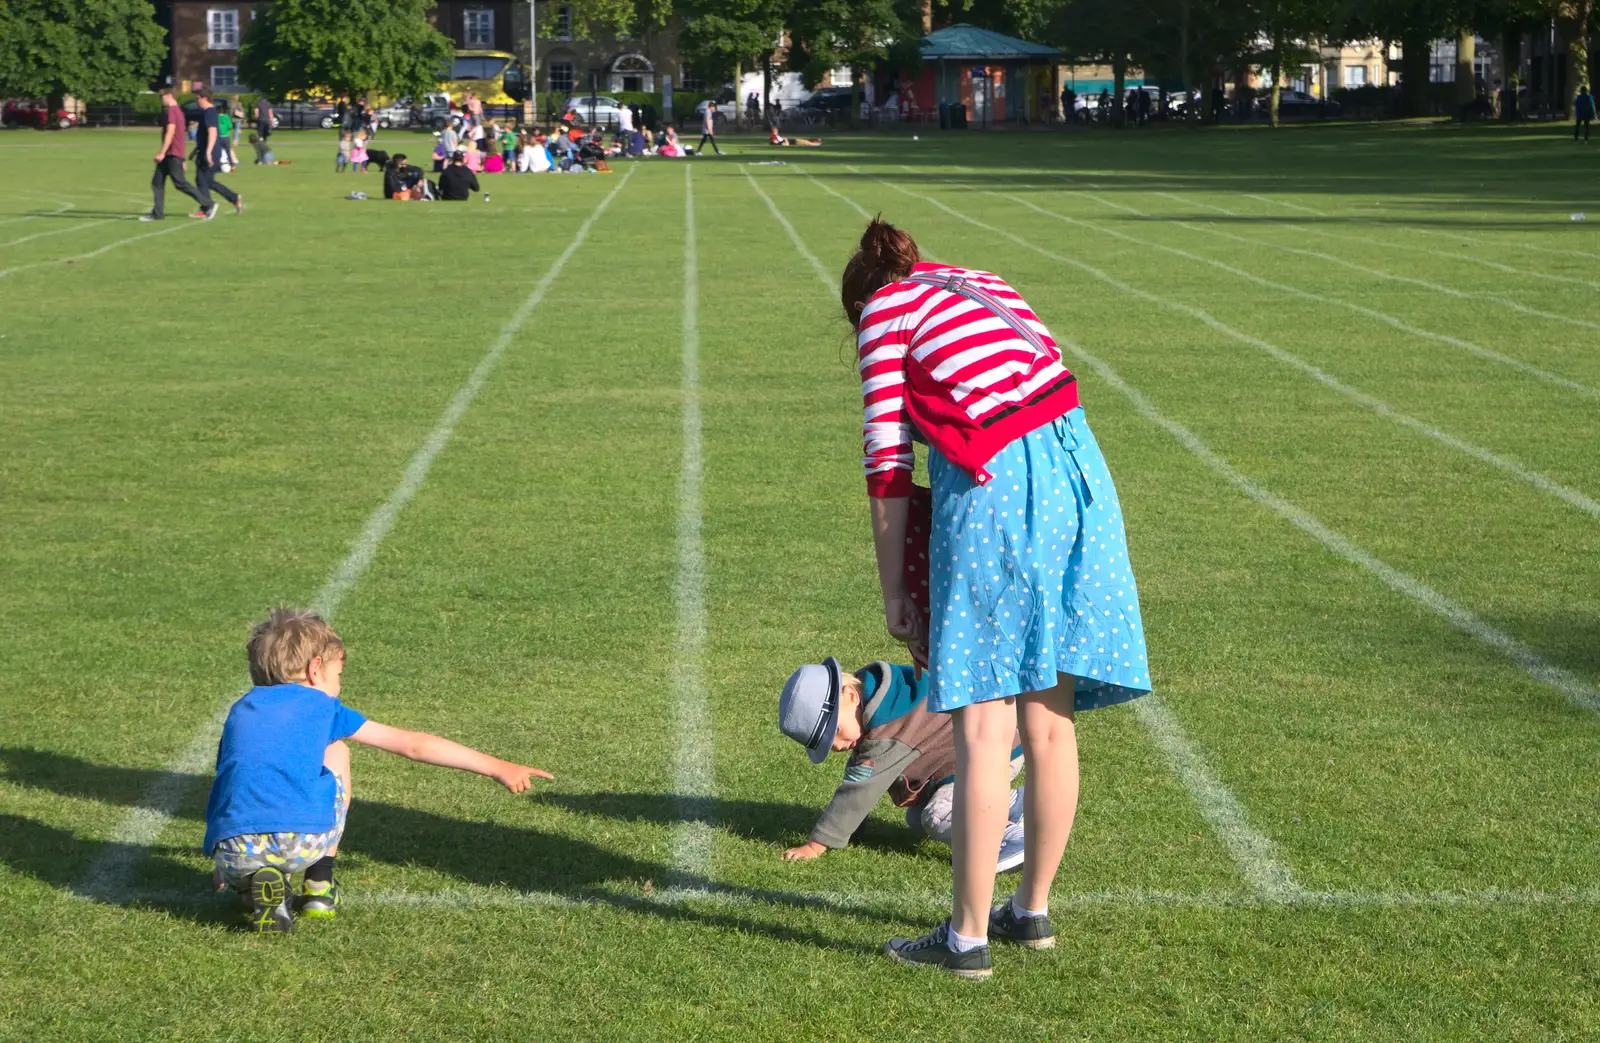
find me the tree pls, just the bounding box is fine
[788,0,918,126]
[237,0,454,101]
[0,0,165,105]
[1253,0,1338,125]
[679,0,793,124]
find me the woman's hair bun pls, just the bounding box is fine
[859,218,920,273]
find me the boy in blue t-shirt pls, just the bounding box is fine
[205,607,553,932]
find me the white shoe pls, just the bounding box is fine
[996,820,1026,873]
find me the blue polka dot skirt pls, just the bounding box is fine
[926,407,1152,714]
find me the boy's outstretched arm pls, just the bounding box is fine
[349,721,554,793]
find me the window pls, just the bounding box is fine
[549,61,575,94]
[556,6,573,41]
[207,9,239,49]
[680,67,703,91]
[451,56,508,80]
[464,9,494,48]
[1343,64,1367,87]
[211,65,238,89]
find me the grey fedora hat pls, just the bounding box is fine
[778,656,843,764]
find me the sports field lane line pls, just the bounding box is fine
[0,220,197,280]
[123,882,1600,913]
[1200,195,1600,292]
[1065,341,1600,717]
[745,168,1307,901]
[667,164,714,897]
[0,203,75,229]
[75,167,639,903]
[0,218,112,250]
[1015,188,1600,403]
[1195,194,1600,332]
[862,167,1600,524]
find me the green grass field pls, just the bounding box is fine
[2,121,1598,1040]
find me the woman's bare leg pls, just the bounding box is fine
[950,696,1019,938]
[323,740,351,855]
[1016,674,1079,911]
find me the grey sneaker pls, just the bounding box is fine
[996,820,1027,873]
[1008,785,1025,823]
[989,899,1055,950]
[884,921,992,979]
[247,866,295,934]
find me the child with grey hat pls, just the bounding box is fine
[778,656,1025,871]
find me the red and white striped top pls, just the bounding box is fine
[857,262,1079,497]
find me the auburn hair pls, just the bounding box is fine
[246,607,345,686]
[840,218,921,328]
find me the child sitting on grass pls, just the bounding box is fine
[778,657,1025,870]
[204,607,552,933]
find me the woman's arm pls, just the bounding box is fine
[870,495,927,669]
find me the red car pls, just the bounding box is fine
[2,99,79,129]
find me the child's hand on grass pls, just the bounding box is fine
[494,761,555,793]
[782,840,827,861]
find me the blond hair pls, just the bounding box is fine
[246,607,345,686]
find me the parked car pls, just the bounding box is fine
[1257,89,1342,119]
[377,93,453,130]
[2,99,78,129]
[269,99,340,129]
[562,94,629,126]
[693,84,739,126]
[795,87,854,122]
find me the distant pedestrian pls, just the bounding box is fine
[192,87,240,217]
[1576,85,1595,141]
[255,95,275,140]
[696,102,723,156]
[142,84,208,222]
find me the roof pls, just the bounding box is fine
[920,24,1061,61]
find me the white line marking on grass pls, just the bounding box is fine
[1065,342,1600,717]
[76,168,638,902]
[753,172,1303,900]
[669,165,714,892]
[1216,194,1600,331]
[0,220,195,280]
[1035,190,1600,402]
[742,166,831,284]
[0,203,75,228]
[0,218,112,249]
[121,882,1600,915]
[863,169,1600,523]
[1215,196,1600,292]
[794,165,873,219]
[1130,697,1304,900]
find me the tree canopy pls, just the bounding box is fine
[0,0,165,102]
[237,0,454,100]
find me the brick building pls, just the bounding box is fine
[170,2,262,92]
[168,1,693,101]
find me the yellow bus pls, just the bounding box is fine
[444,50,527,105]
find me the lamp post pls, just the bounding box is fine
[528,0,537,118]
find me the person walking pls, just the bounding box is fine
[193,87,242,216]
[839,220,1152,979]
[696,101,723,156]
[1575,84,1595,141]
[142,84,210,221]
[255,94,275,142]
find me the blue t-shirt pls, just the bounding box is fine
[202,684,367,853]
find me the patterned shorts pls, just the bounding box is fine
[212,779,347,891]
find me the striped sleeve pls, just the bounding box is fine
[856,286,924,497]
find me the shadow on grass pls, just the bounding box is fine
[539,790,923,855]
[0,747,913,950]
